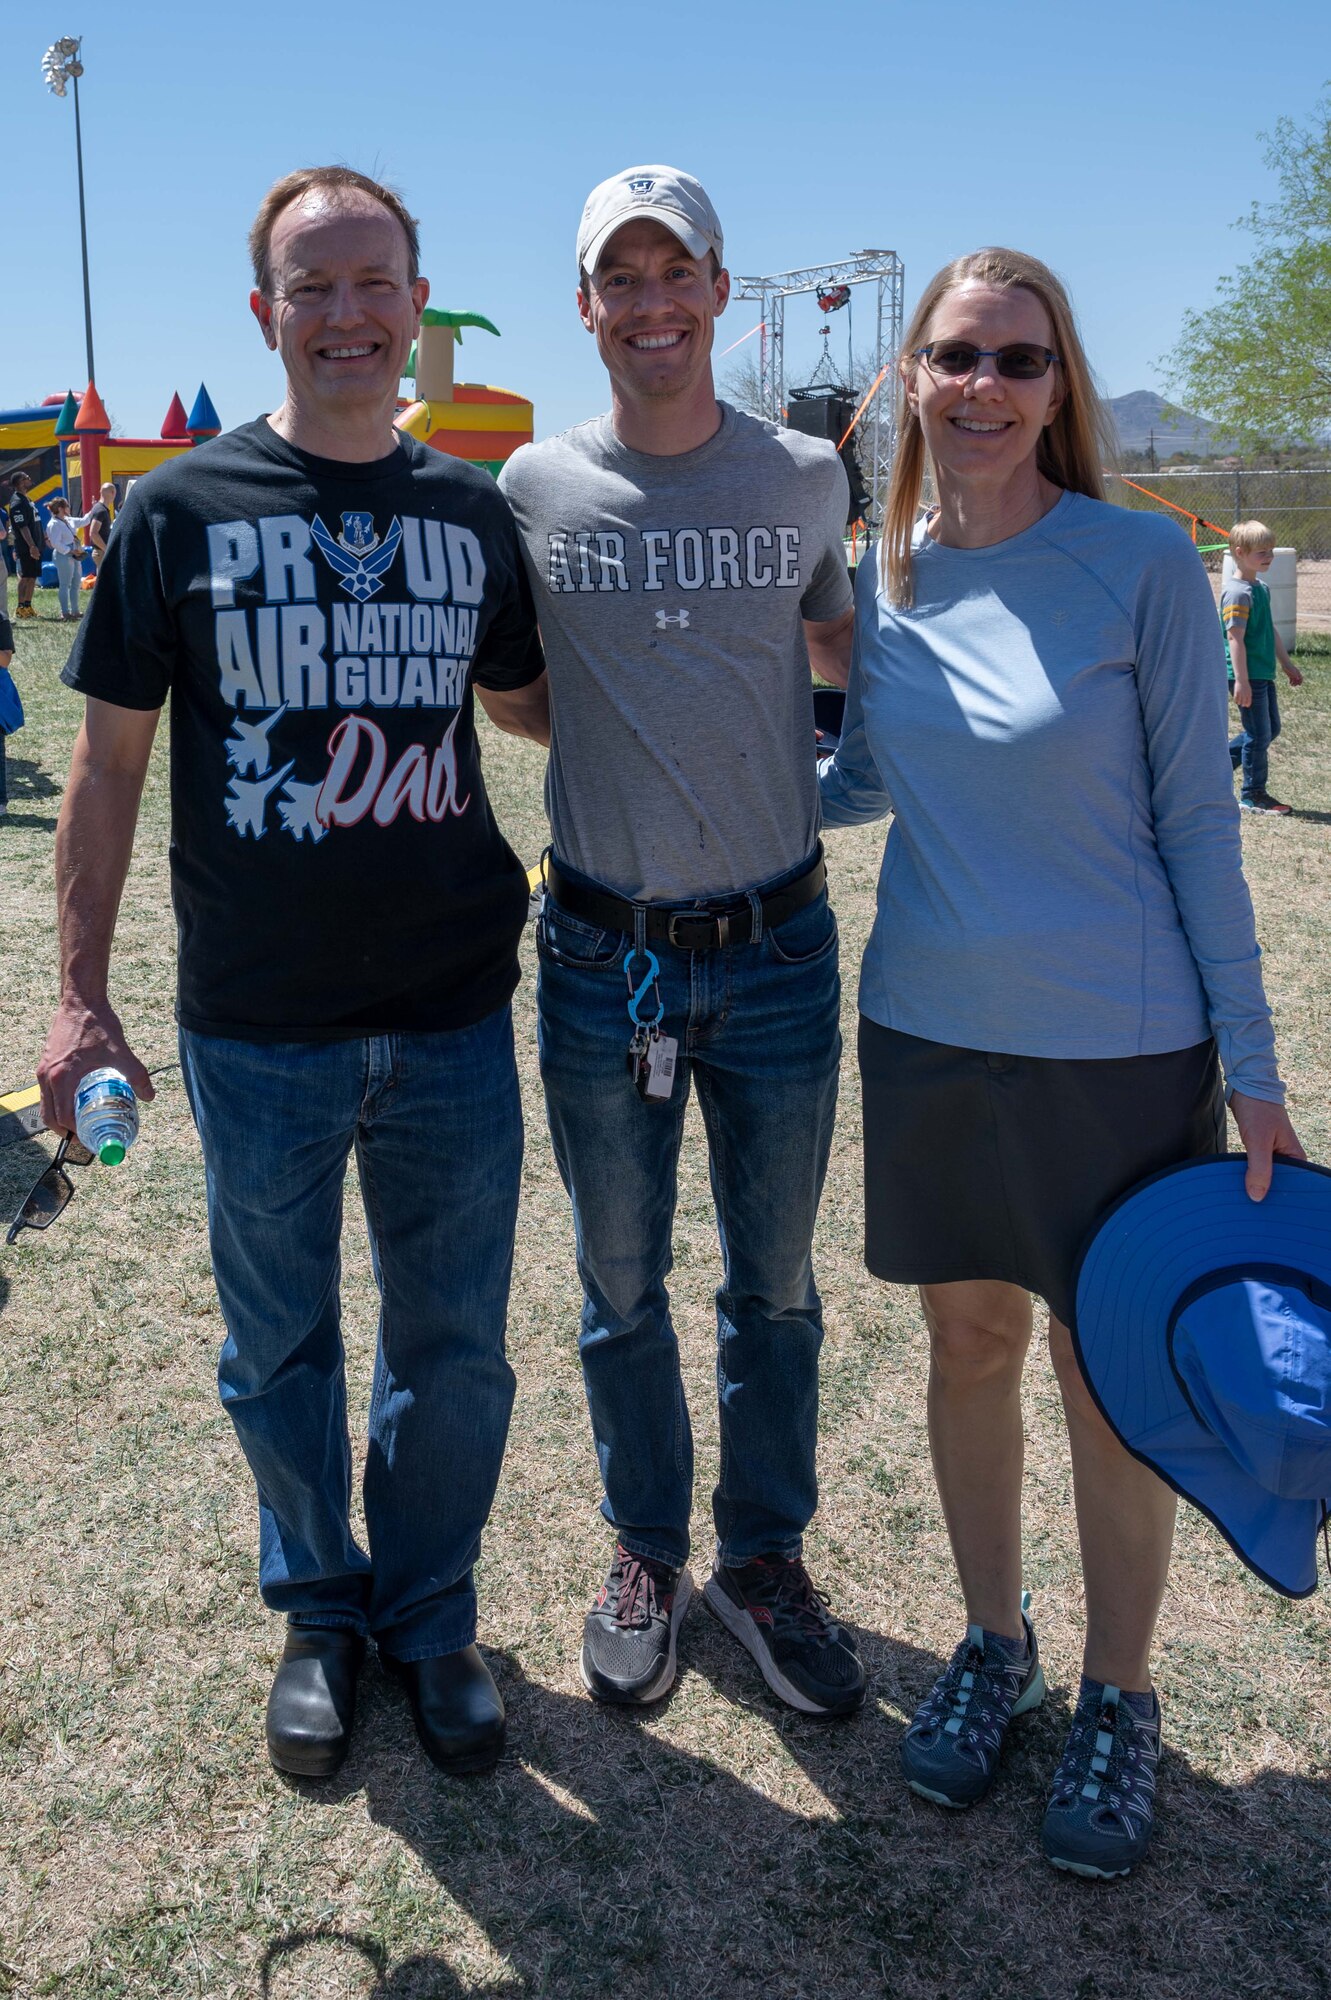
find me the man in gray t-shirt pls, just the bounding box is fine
[496,163,864,1720]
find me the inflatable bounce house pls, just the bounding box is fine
[1,383,219,587]
[3,311,529,588]
[0,382,219,511]
[396,309,533,474]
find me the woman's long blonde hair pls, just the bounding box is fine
[881,248,1114,605]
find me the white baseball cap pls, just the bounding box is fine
[577,165,724,278]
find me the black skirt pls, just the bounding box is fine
[858,1019,1227,1327]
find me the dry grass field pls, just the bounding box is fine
[1,587,1328,2000]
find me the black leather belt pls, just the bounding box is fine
[544,847,826,953]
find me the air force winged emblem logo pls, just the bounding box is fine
[310,511,403,602]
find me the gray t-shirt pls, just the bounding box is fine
[499,403,851,899]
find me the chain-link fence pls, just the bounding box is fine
[1105,467,1331,633]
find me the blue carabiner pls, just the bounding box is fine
[625,947,663,1027]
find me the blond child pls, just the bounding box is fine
[1222,521,1303,813]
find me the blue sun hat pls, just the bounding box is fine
[1072,1157,1331,1598]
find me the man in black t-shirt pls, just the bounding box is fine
[78,481,116,569]
[8,474,44,618]
[39,167,549,1783]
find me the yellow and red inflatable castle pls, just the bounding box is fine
[395,310,532,475]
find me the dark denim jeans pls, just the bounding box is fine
[1229,679,1281,798]
[179,1009,523,1659]
[536,863,841,1570]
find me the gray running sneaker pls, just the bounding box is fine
[580,1545,693,1705]
[1042,1680,1161,1880]
[900,1601,1045,1807]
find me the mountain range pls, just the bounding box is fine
[1105,390,1220,457]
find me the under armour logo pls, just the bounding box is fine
[655,609,690,630]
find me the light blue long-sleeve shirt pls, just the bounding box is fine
[818,491,1283,1101]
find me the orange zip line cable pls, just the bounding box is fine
[1117,474,1231,546]
[837,366,890,451]
[716,322,764,358]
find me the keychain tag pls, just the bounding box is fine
[637,1030,678,1103]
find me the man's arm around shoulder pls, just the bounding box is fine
[37,697,161,1132]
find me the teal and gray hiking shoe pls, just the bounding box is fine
[900,1602,1045,1807]
[1042,1679,1161,1880]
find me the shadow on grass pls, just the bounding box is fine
[3,754,61,801]
[260,1621,1331,2000]
[261,1927,512,1998]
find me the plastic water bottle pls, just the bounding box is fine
[74,1067,140,1166]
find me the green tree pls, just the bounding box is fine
[1164,88,1331,449]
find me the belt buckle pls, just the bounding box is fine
[667,910,728,951]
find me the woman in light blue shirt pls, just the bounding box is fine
[819,247,1305,1880]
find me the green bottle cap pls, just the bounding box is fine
[98,1140,126,1166]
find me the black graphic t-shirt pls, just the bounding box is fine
[86,500,112,549]
[64,417,544,1040]
[9,494,41,552]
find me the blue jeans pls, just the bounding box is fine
[179,1008,523,1658]
[536,860,841,1569]
[1229,679,1281,798]
[54,550,81,617]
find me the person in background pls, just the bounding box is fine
[0,602,15,815]
[819,247,1304,1880]
[8,474,44,619]
[74,480,116,571]
[44,496,84,621]
[1222,519,1303,815]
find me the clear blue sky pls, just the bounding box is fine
[6,2,1325,440]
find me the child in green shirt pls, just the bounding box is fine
[1221,520,1303,813]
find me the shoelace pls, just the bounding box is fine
[1054,1697,1144,1809]
[942,1639,987,1728]
[920,1635,1010,1742]
[747,1560,836,1637]
[611,1552,672,1630]
[1059,1696,1158,1840]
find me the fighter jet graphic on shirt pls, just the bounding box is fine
[225,761,296,839]
[225,703,290,779]
[277,778,329,844]
[310,512,403,602]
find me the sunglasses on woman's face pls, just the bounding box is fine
[915,342,1061,381]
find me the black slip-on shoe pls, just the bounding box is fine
[265,1625,366,1778]
[380,1644,506,1774]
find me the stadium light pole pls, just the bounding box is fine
[42,36,96,388]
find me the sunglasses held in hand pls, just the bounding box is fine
[914,342,1061,380]
[6,1131,96,1244]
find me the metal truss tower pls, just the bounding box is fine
[731,250,905,525]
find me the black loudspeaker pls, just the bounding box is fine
[786,389,873,525]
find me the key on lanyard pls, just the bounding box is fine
[625,948,678,1105]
